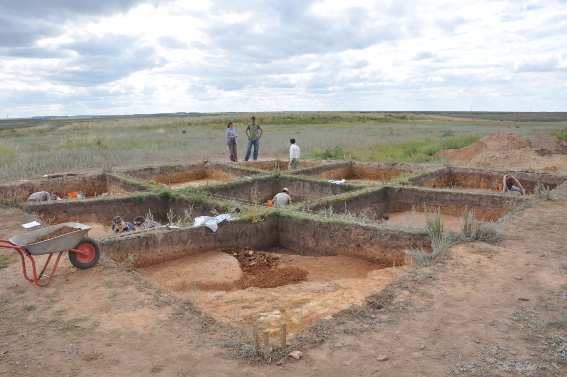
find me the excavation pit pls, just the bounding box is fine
[0,173,145,202]
[123,163,258,189]
[294,161,419,184]
[22,193,231,237]
[100,216,430,334]
[204,175,360,204]
[308,186,520,232]
[409,166,567,194]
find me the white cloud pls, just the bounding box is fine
[0,0,566,116]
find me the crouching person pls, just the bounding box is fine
[112,216,136,233]
[133,216,162,230]
[27,190,60,202]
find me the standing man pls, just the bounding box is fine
[289,138,300,169]
[244,116,263,161]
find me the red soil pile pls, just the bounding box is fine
[30,226,78,244]
[222,247,308,289]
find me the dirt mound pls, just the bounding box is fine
[30,226,78,244]
[477,132,530,151]
[437,132,567,174]
[222,247,308,289]
[529,132,567,156]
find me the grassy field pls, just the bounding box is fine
[0,112,566,181]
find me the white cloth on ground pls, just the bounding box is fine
[194,214,232,232]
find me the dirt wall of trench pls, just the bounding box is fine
[122,164,250,185]
[295,161,419,182]
[23,195,222,225]
[0,173,145,199]
[309,187,518,221]
[207,176,358,203]
[99,218,279,268]
[276,217,430,267]
[409,167,567,193]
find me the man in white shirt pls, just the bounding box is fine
[289,138,300,169]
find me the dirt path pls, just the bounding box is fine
[1,186,567,376]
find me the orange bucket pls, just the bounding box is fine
[267,199,274,208]
[68,192,78,199]
[497,184,502,192]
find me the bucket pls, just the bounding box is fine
[497,184,502,192]
[68,192,78,199]
[267,199,274,208]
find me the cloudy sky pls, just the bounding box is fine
[1,0,565,117]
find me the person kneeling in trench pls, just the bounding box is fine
[272,188,292,207]
[501,174,526,195]
[27,190,60,202]
[112,216,136,233]
[133,216,162,230]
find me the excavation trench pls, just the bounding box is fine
[308,186,521,232]
[409,166,567,194]
[123,163,257,189]
[0,173,145,201]
[295,161,420,184]
[99,216,429,335]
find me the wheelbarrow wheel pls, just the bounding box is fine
[69,237,100,269]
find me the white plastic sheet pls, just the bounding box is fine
[329,179,348,184]
[194,214,232,232]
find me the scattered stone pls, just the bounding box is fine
[515,276,523,280]
[376,355,389,362]
[276,357,286,365]
[418,344,425,350]
[334,343,343,348]
[540,254,546,257]
[289,350,302,359]
[475,339,481,343]
[518,297,530,301]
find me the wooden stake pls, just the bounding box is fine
[280,324,286,348]
[263,330,270,358]
[253,324,259,349]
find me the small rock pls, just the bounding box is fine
[515,276,523,280]
[540,254,546,257]
[518,297,530,301]
[376,355,389,362]
[418,344,425,350]
[289,350,302,360]
[334,343,343,348]
[276,357,286,365]
[475,339,481,343]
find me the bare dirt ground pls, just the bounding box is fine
[1,187,567,376]
[2,145,567,376]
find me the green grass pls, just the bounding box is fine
[0,112,565,180]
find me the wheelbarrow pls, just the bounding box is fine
[0,222,100,287]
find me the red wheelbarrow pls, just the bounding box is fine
[0,222,100,287]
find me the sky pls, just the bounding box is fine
[0,0,566,117]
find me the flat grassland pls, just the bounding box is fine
[1,111,566,180]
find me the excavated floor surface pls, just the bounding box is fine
[139,247,407,334]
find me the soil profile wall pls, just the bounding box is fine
[25,195,222,225]
[0,173,144,198]
[100,218,279,268]
[409,167,567,193]
[277,217,430,267]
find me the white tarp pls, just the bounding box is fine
[329,179,348,184]
[194,214,232,232]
